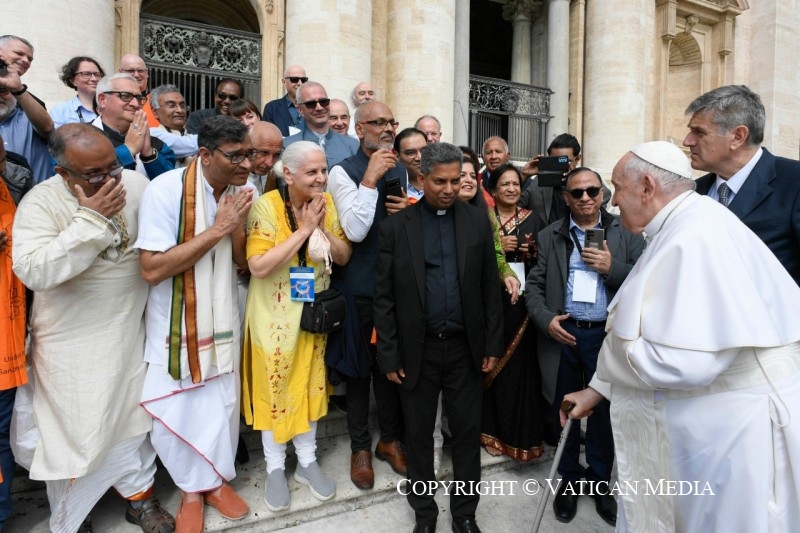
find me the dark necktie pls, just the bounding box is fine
[717,182,732,207]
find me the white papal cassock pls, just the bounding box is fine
[590,192,800,532]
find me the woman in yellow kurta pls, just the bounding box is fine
[242,141,351,512]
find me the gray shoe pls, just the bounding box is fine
[264,469,290,512]
[294,461,336,501]
[433,447,443,479]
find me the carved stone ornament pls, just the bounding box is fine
[469,76,551,118]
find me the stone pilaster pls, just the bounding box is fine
[453,0,471,146]
[546,0,570,141]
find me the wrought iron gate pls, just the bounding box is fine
[469,75,551,161]
[140,14,262,114]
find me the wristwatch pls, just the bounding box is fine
[140,148,158,163]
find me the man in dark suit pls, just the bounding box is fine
[685,84,800,284]
[374,142,503,533]
[262,65,307,136]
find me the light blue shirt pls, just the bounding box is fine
[0,108,52,183]
[49,95,98,129]
[564,215,609,321]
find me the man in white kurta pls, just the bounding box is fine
[11,125,174,533]
[563,141,800,533]
[136,116,254,533]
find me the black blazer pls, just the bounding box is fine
[373,200,504,390]
[695,148,800,284]
[262,95,295,136]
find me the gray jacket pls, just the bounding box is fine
[524,209,645,403]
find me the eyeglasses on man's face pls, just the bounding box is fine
[566,187,601,200]
[285,76,308,84]
[300,98,330,110]
[121,68,148,76]
[360,119,399,129]
[104,91,146,104]
[215,148,258,165]
[62,163,124,184]
[162,101,188,110]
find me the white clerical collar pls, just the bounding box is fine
[714,147,763,195]
[644,190,693,241]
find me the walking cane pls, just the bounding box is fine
[530,400,575,533]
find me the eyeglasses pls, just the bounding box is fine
[360,119,399,129]
[75,71,103,80]
[215,148,257,164]
[566,187,601,199]
[62,163,124,184]
[285,76,308,84]
[162,102,188,110]
[104,91,146,104]
[121,68,148,76]
[300,98,330,110]
[217,92,240,102]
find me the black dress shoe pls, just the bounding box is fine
[413,522,437,533]
[553,482,578,523]
[451,517,482,533]
[592,493,617,526]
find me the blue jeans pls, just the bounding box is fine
[0,387,17,528]
[554,323,614,484]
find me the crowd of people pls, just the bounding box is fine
[1,32,799,533]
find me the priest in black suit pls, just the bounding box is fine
[374,142,503,533]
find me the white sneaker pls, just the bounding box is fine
[295,461,336,501]
[264,468,290,512]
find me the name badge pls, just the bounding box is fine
[290,267,315,302]
[573,270,598,303]
[508,262,526,294]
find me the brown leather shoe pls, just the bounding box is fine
[125,497,175,533]
[375,439,408,476]
[350,450,374,489]
[204,482,249,520]
[174,496,203,533]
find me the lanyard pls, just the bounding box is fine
[283,191,308,267]
[569,227,584,254]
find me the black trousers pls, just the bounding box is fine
[345,296,404,451]
[399,335,482,524]
[554,321,614,483]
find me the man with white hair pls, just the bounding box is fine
[348,82,374,137]
[414,115,442,144]
[94,74,175,179]
[562,141,800,532]
[149,84,198,168]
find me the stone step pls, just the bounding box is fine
[7,416,554,532]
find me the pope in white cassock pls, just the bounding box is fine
[562,141,800,532]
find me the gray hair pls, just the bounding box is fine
[295,81,326,105]
[420,142,463,176]
[282,141,325,174]
[482,136,509,154]
[149,84,182,111]
[0,35,33,51]
[96,73,139,97]
[626,154,696,196]
[685,85,765,146]
[414,115,441,129]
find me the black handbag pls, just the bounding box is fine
[284,192,346,334]
[300,287,346,333]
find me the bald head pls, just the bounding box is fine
[49,123,112,166]
[118,54,148,92]
[249,122,283,176]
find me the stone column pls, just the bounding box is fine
[504,0,534,84]
[546,0,570,141]
[284,0,372,110]
[530,10,548,88]
[583,0,654,177]
[452,0,470,146]
[386,0,455,139]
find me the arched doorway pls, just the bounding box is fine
[139,0,263,113]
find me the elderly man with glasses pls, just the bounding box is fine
[525,166,645,527]
[12,124,175,533]
[283,81,358,170]
[93,73,175,180]
[327,100,409,491]
[262,65,308,137]
[118,53,161,128]
[185,78,244,134]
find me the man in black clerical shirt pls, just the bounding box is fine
[374,142,503,533]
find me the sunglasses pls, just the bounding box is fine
[285,76,309,84]
[217,92,240,102]
[566,187,601,199]
[104,91,147,104]
[300,98,330,110]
